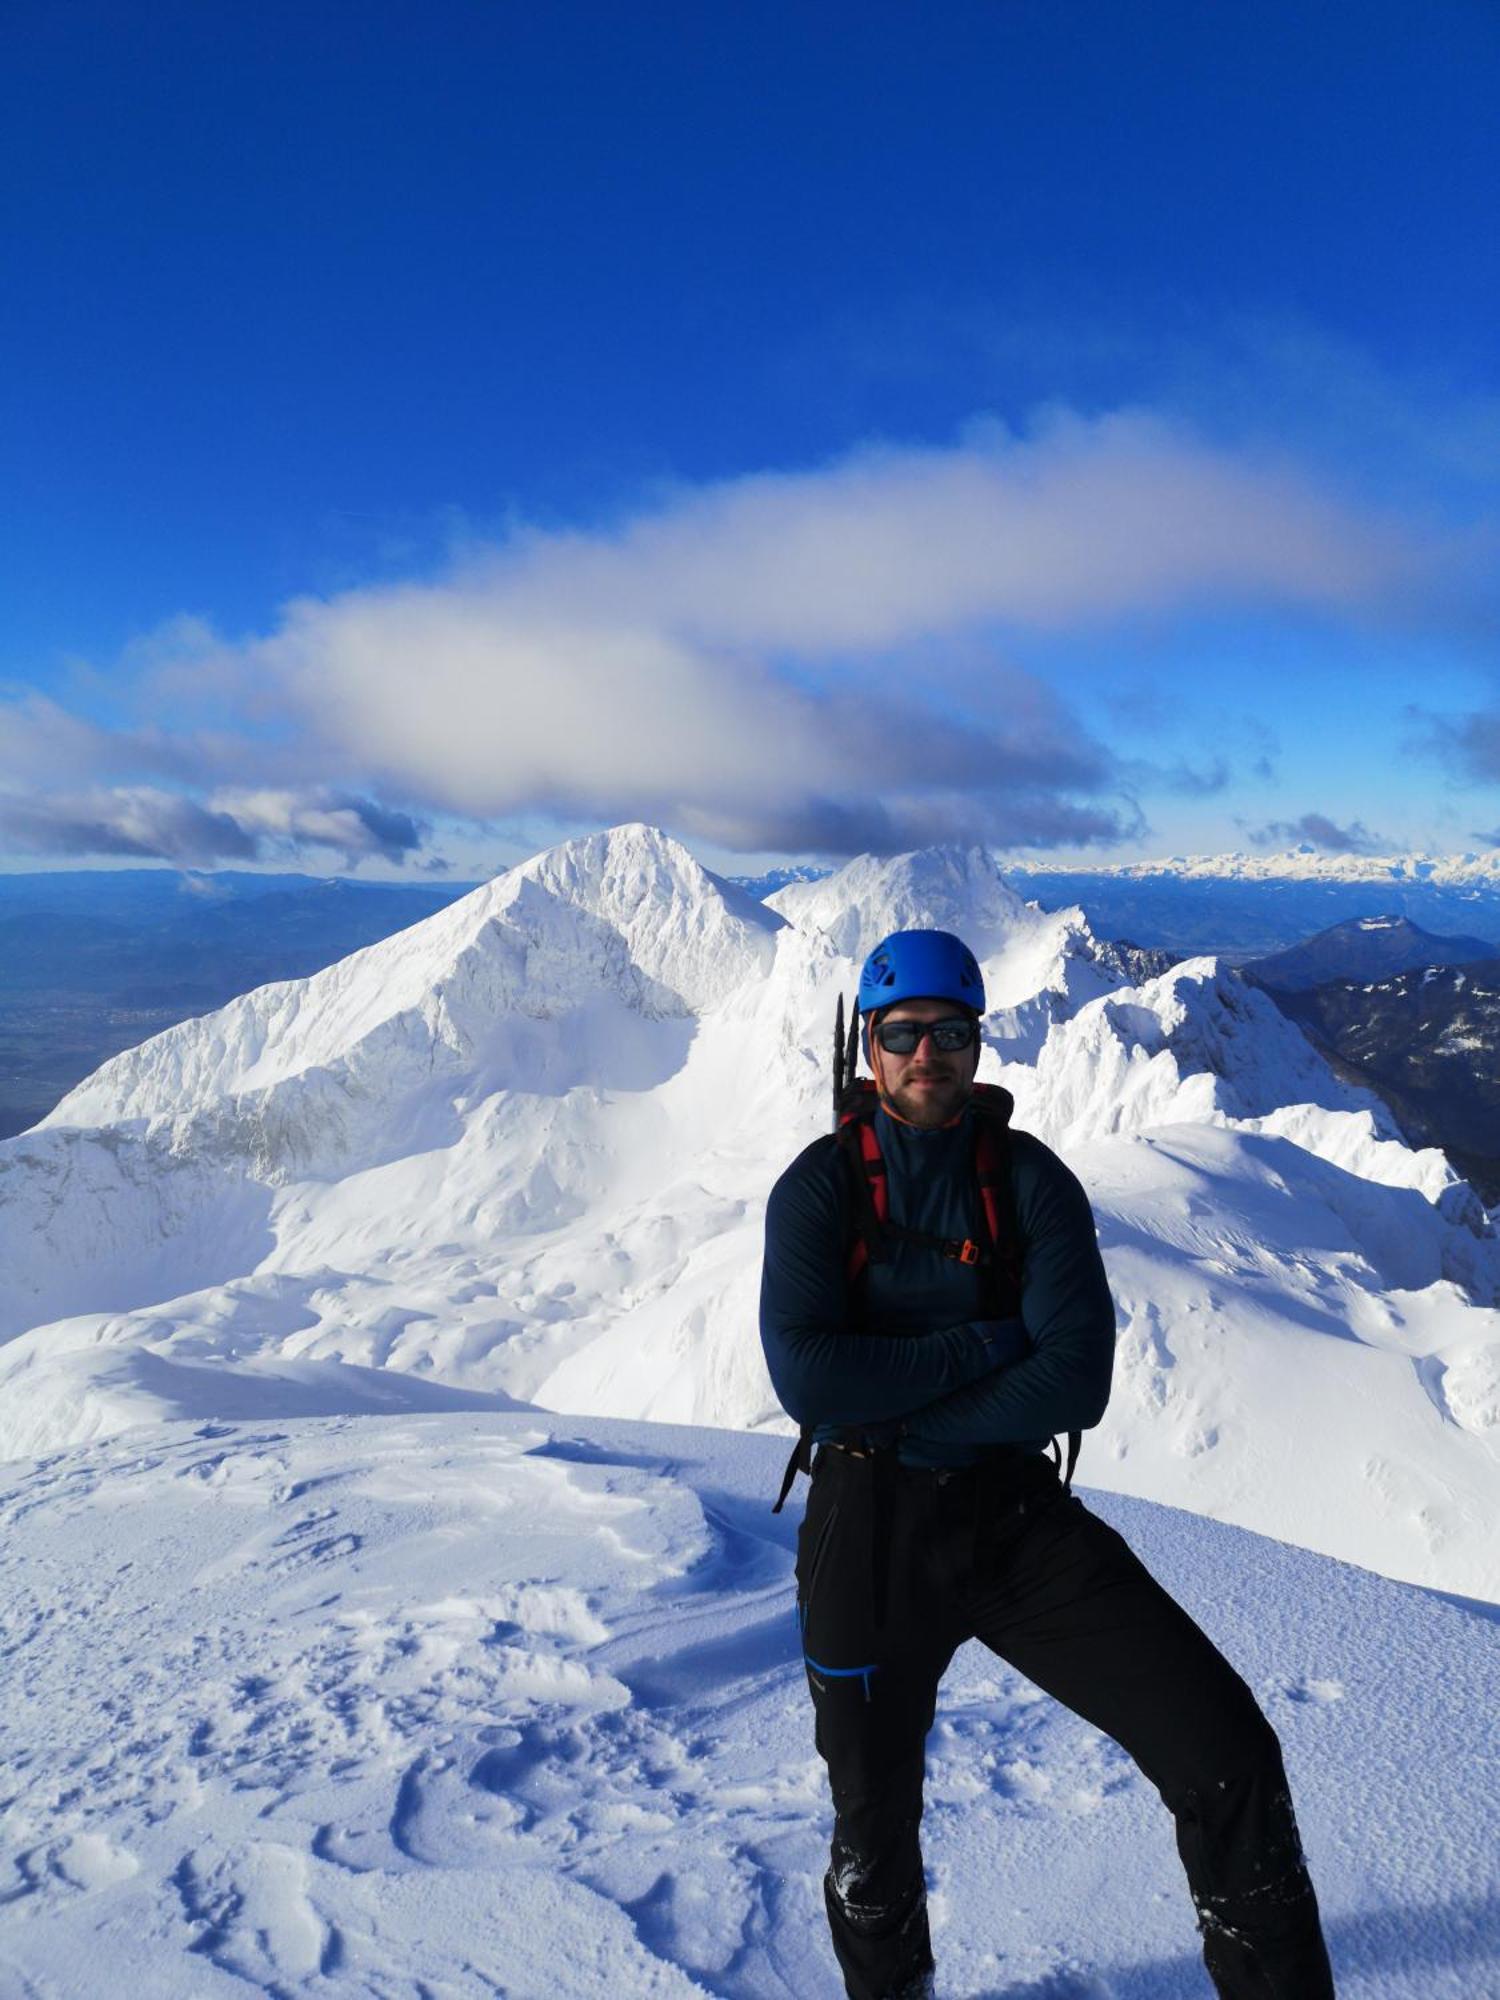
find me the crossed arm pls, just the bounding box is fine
[759,1136,1115,1446]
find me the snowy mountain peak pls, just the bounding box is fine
[39,823,782,1139]
[8,822,1500,1612]
[765,843,1034,962]
[764,842,1133,1050]
[1018,955,1492,1236]
[1024,955,1397,1137]
[508,821,784,1011]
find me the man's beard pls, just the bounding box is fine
[884,1071,972,1129]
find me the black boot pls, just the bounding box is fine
[823,1859,934,2000]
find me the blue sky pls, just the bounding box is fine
[2,0,1498,876]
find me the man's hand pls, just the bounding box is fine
[848,1320,1030,1449]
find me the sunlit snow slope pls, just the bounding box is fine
[1,822,1497,1599]
[0,1414,1494,1999]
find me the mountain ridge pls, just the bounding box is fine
[1004,849,1500,886]
[2,822,1497,1603]
[1245,915,1497,993]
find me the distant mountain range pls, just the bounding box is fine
[1010,849,1500,886]
[1005,853,1500,956]
[4,855,1498,1202]
[1243,916,1500,1203]
[725,864,829,900]
[1244,914,1497,993]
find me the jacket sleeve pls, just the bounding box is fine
[759,1143,999,1430]
[899,1137,1115,1446]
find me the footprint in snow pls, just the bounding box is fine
[48,1832,140,1893]
[260,1513,362,1575]
[969,1965,1117,1998]
[1277,1674,1346,1705]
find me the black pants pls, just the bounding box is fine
[794,1447,1336,2000]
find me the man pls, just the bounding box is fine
[760,928,1336,2000]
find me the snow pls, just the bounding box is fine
[769,845,1131,1060]
[2,823,1498,1605]
[4,822,1500,1994]
[1002,850,1500,888]
[37,824,782,1133]
[0,1411,1496,1998]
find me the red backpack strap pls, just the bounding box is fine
[837,1085,888,1283]
[972,1093,1022,1316]
[974,1119,1008,1256]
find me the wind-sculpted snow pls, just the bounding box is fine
[0,1414,1494,1997]
[2,824,1499,1603]
[0,1121,278,1342]
[1079,1127,1500,1584]
[0,1330,535,1461]
[1020,958,1419,1148]
[1014,958,1491,1224]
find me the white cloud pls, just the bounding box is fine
[0,694,188,787]
[210,789,424,863]
[6,408,1436,859]
[0,785,422,867]
[244,411,1416,853]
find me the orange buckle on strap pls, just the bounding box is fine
[957,1239,981,1265]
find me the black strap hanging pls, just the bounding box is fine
[773,1430,813,1514]
[1047,1430,1082,1491]
[1063,1428,1081,1490]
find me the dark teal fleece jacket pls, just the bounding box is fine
[759,1101,1116,1468]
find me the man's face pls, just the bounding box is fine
[870,997,980,1129]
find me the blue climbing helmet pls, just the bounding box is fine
[857,928,985,1018]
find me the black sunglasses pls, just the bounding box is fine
[873,1016,977,1055]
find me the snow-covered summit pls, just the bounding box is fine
[4,823,1500,1603]
[512,822,785,1005]
[767,843,1137,1060]
[767,844,1037,961]
[42,822,782,1136]
[1023,957,1407,1142]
